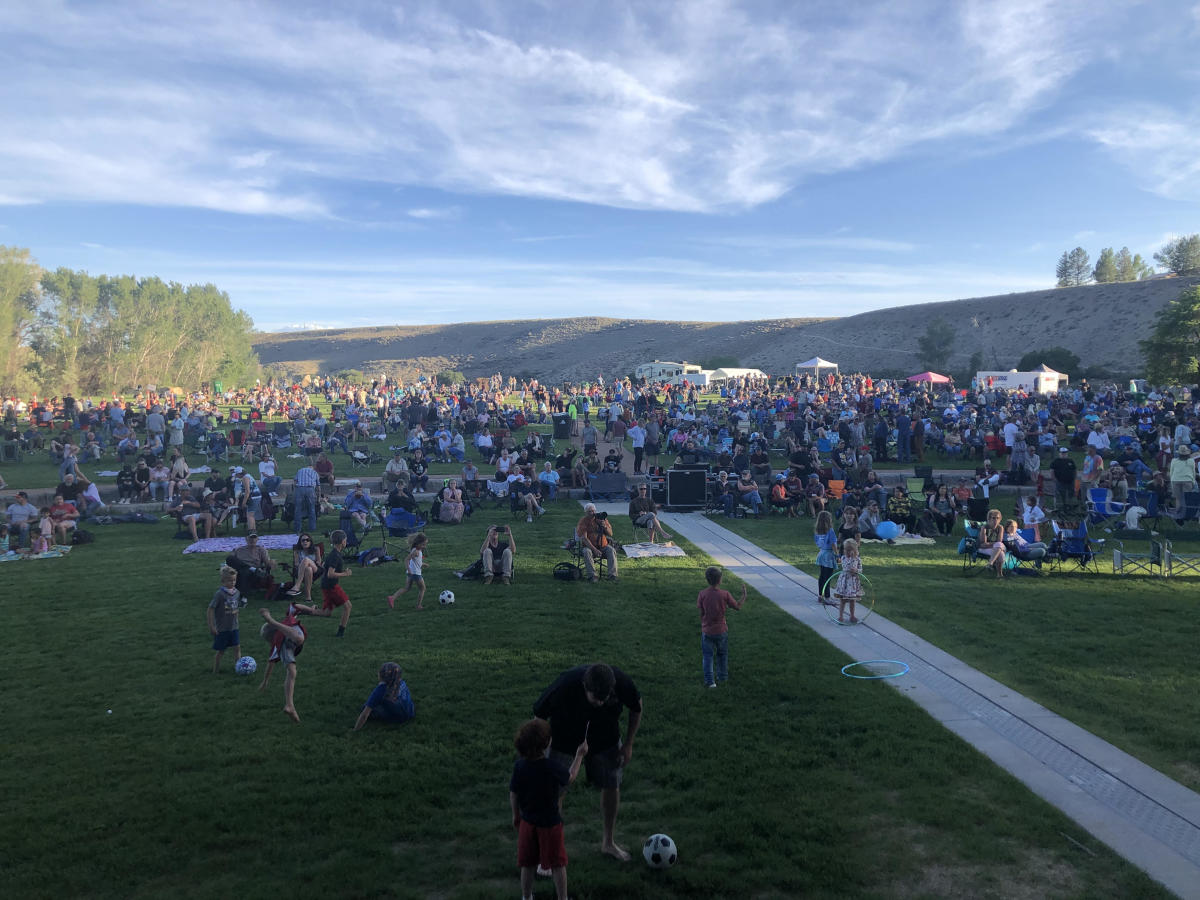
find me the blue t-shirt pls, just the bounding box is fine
[364,681,414,723]
[509,757,570,827]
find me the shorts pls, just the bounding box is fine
[407,573,424,585]
[245,497,262,516]
[551,744,624,790]
[212,629,240,651]
[517,820,567,870]
[634,513,655,528]
[269,638,300,666]
[322,585,350,610]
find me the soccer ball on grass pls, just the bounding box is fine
[234,656,257,675]
[643,833,677,868]
[438,590,455,605]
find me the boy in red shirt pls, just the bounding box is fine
[697,566,746,688]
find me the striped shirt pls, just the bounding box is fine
[294,466,319,488]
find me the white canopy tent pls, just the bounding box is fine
[795,357,839,376]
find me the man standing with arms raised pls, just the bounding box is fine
[533,662,642,862]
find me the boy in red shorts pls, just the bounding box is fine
[509,719,588,900]
[319,529,353,637]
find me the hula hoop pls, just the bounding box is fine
[818,571,874,625]
[841,659,910,679]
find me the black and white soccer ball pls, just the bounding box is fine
[643,833,677,868]
[438,589,455,605]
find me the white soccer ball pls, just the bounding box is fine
[234,655,258,675]
[438,589,455,605]
[643,833,677,869]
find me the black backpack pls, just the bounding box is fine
[72,529,95,545]
[553,561,583,581]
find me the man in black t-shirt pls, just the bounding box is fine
[533,662,642,862]
[1049,447,1078,510]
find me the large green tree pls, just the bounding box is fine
[1092,248,1118,283]
[1016,347,1082,380]
[1153,234,1200,276]
[29,262,260,394]
[1114,246,1153,282]
[1140,286,1200,385]
[0,246,42,394]
[917,318,955,372]
[1056,247,1091,286]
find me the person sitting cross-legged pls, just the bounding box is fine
[628,483,673,543]
[512,474,546,522]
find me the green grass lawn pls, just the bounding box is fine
[0,503,1170,898]
[719,513,1200,794]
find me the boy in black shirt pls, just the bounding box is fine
[318,530,353,636]
[509,718,588,900]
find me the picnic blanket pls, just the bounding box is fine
[183,535,299,554]
[860,533,937,546]
[621,541,687,559]
[1,546,73,562]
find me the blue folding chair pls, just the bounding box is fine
[1086,488,1125,530]
[1050,521,1104,574]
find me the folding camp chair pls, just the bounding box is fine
[1130,490,1161,532]
[1113,539,1164,576]
[350,447,372,470]
[1086,488,1125,530]
[905,477,928,503]
[1163,540,1200,577]
[913,465,935,492]
[1049,521,1103,573]
[1176,491,1200,527]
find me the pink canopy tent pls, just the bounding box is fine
[907,371,951,383]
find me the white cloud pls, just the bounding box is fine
[1088,107,1200,202]
[406,207,460,219]
[0,0,1111,216]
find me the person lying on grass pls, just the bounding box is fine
[353,662,415,730]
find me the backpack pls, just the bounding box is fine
[553,561,583,581]
[259,492,277,521]
[72,529,95,545]
[357,547,389,566]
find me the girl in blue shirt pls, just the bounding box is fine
[813,510,838,604]
[354,662,414,729]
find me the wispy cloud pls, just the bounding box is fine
[1088,107,1200,202]
[406,207,460,220]
[0,0,1117,216]
[701,235,918,253]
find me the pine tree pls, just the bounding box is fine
[1114,247,1153,282]
[1092,247,1118,283]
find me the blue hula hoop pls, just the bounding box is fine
[841,659,910,679]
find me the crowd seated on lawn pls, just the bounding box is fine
[4,370,1199,551]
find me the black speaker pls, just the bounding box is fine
[667,469,707,507]
[552,414,571,439]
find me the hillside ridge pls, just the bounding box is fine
[252,277,1200,381]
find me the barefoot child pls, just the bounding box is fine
[318,529,353,636]
[835,539,865,624]
[509,719,588,900]
[32,507,53,552]
[258,603,315,723]
[207,565,245,673]
[387,533,428,610]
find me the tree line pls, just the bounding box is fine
[1055,234,1200,287]
[0,245,260,396]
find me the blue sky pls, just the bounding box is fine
[1,0,1198,331]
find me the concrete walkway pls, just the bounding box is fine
[593,503,1200,899]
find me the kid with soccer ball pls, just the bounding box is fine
[207,565,245,674]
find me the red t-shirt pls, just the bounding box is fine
[697,586,738,636]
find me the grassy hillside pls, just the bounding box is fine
[252,277,1200,381]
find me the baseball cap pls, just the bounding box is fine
[247,532,259,539]
[203,488,213,497]
[1058,447,1068,453]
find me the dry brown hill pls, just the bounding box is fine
[252,277,1200,382]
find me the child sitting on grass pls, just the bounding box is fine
[509,718,588,900]
[207,565,245,674]
[835,539,865,624]
[353,661,415,729]
[387,533,428,610]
